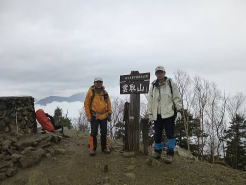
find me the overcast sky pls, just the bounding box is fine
[0,0,245,100]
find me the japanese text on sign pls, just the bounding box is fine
[120,72,150,94]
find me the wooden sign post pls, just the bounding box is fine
[120,71,150,152]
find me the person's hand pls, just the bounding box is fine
[175,112,182,123]
[107,114,112,122]
[149,120,155,126]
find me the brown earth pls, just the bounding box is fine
[1,130,245,185]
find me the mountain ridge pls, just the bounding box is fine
[36,93,85,106]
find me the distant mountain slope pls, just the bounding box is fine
[36,93,85,105]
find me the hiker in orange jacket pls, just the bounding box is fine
[84,77,112,156]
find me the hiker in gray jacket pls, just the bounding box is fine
[147,66,182,163]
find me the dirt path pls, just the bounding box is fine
[1,130,245,185]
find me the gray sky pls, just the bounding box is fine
[0,0,245,99]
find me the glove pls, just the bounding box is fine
[107,114,112,122]
[175,112,182,123]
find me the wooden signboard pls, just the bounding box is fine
[120,72,150,94]
[121,71,150,152]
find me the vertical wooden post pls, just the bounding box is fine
[129,92,140,152]
[125,71,140,152]
[123,102,130,151]
[141,118,150,155]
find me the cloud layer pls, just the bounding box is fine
[0,0,245,98]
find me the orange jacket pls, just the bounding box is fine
[84,86,112,120]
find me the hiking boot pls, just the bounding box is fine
[102,147,111,154]
[89,150,96,156]
[152,151,161,159]
[164,155,174,164]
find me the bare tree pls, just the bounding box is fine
[215,92,227,159]
[174,70,194,151]
[205,83,217,162]
[227,92,245,120]
[74,108,89,132]
[109,97,125,139]
[205,83,227,162]
[193,76,210,159]
[140,102,148,118]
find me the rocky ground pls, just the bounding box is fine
[0,131,64,181]
[1,130,245,185]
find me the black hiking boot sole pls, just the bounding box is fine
[89,151,96,156]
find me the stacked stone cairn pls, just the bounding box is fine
[0,97,63,181]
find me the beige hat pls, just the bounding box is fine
[155,66,165,73]
[94,77,103,82]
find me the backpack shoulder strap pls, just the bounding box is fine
[90,87,95,112]
[103,89,109,102]
[151,80,158,87]
[151,79,158,92]
[167,78,177,112]
[167,78,173,97]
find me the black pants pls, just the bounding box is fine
[154,114,176,156]
[90,118,107,151]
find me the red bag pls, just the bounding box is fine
[36,109,55,132]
